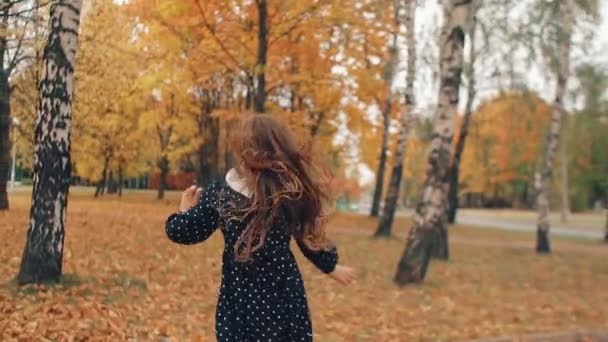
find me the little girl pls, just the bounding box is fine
[165,114,356,341]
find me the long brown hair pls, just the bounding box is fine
[229,113,334,262]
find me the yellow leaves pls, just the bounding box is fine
[460,92,552,197]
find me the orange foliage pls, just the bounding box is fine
[460,92,552,197]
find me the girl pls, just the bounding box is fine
[165,114,356,341]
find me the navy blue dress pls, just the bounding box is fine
[165,182,338,341]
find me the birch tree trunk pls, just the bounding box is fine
[446,3,478,224]
[375,0,416,237]
[253,0,267,113]
[370,0,400,217]
[535,0,574,254]
[17,0,84,285]
[394,0,471,285]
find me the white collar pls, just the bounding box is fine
[225,168,252,198]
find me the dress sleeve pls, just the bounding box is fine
[165,183,221,245]
[295,238,338,274]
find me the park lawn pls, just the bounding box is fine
[1,190,607,341]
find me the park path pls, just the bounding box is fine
[357,206,605,240]
[330,223,608,257]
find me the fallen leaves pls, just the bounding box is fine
[0,192,607,341]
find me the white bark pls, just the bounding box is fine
[18,0,84,284]
[395,0,472,284]
[535,0,574,253]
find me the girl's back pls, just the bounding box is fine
[165,114,355,341]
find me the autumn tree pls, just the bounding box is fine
[394,0,472,285]
[375,0,416,237]
[18,0,84,284]
[0,0,47,210]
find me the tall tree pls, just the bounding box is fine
[17,0,84,285]
[375,0,416,237]
[394,0,472,285]
[0,0,47,210]
[254,0,268,113]
[369,0,400,217]
[535,0,574,253]
[446,1,480,224]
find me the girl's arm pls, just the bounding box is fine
[165,183,220,245]
[295,238,338,274]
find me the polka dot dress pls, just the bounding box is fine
[165,181,338,341]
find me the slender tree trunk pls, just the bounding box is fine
[107,170,117,194]
[0,5,10,211]
[94,159,108,198]
[18,0,84,285]
[370,101,391,217]
[118,164,123,197]
[253,0,267,113]
[375,0,416,237]
[447,5,478,224]
[535,0,573,254]
[157,156,169,200]
[560,124,571,222]
[394,0,471,285]
[370,2,401,218]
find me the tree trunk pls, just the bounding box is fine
[107,170,117,194]
[118,164,123,197]
[375,0,416,237]
[560,124,571,222]
[447,4,478,224]
[535,0,573,254]
[394,0,471,285]
[94,156,109,198]
[253,0,267,113]
[157,156,169,200]
[0,6,10,211]
[604,197,607,243]
[370,100,391,217]
[17,0,84,285]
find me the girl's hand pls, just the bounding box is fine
[179,186,203,212]
[329,265,356,285]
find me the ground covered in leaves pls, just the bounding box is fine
[1,189,607,341]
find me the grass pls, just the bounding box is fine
[1,189,607,341]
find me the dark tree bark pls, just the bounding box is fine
[375,0,416,237]
[446,5,478,225]
[94,158,109,198]
[106,170,117,194]
[17,0,84,285]
[157,156,169,200]
[394,0,472,285]
[370,101,391,217]
[118,164,123,197]
[195,90,221,187]
[0,5,10,210]
[253,0,267,113]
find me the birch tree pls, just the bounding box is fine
[17,0,84,284]
[394,0,472,285]
[375,0,416,237]
[535,0,575,253]
[0,0,47,210]
[370,0,400,217]
[446,1,480,224]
